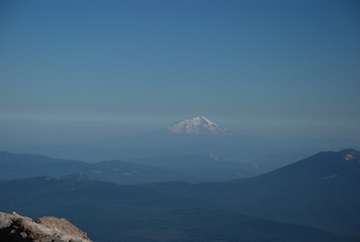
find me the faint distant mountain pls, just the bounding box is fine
[61,172,96,182]
[0,151,259,183]
[163,115,228,135]
[11,115,359,163]
[85,115,271,160]
[0,151,86,179]
[0,151,188,184]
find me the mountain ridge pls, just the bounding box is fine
[0,150,259,183]
[202,148,360,236]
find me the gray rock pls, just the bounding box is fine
[0,211,92,242]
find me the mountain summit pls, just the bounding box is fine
[165,116,228,135]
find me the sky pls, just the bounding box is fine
[1,0,360,144]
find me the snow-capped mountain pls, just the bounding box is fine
[165,116,228,135]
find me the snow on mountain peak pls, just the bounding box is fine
[166,116,228,135]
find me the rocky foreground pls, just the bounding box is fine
[0,211,92,242]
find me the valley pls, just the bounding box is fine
[1,149,359,242]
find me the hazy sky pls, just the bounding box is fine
[1,0,359,143]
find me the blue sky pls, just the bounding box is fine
[1,0,359,143]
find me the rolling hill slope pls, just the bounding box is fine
[157,149,360,236]
[0,176,352,242]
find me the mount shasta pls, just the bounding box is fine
[164,115,228,135]
[9,115,360,163]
